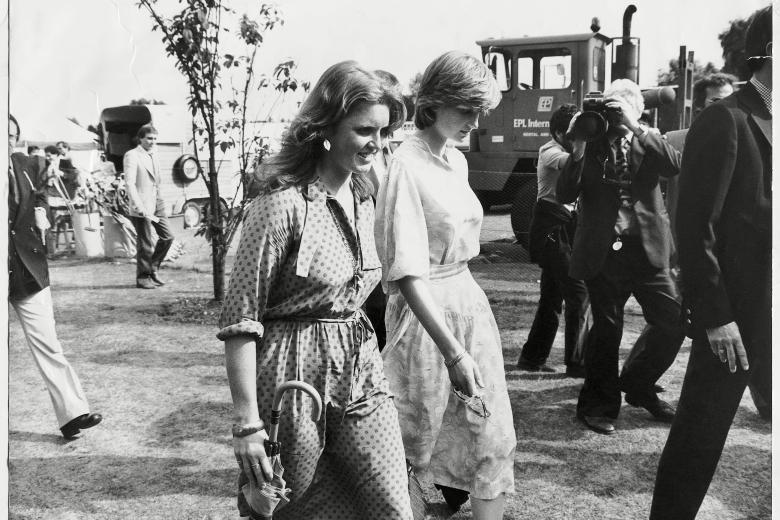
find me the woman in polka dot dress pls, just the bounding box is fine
[218,61,413,520]
[375,51,516,520]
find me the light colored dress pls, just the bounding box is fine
[375,134,516,500]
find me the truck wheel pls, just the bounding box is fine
[510,181,538,249]
[475,191,492,212]
[182,201,203,228]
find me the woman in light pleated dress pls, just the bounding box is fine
[375,51,516,520]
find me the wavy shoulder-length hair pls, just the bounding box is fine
[414,50,501,130]
[262,61,405,201]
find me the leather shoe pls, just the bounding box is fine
[61,412,103,439]
[517,358,556,373]
[136,277,157,289]
[150,272,166,286]
[435,484,469,511]
[578,414,616,435]
[565,364,586,378]
[625,395,676,423]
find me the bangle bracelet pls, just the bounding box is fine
[445,351,466,369]
[232,420,265,438]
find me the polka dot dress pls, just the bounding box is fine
[219,180,412,520]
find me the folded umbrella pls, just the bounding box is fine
[243,380,323,520]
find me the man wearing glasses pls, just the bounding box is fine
[556,79,684,435]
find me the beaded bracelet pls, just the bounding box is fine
[444,351,466,369]
[232,420,266,438]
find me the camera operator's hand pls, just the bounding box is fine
[565,112,587,160]
[605,98,641,134]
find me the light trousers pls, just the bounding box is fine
[10,287,90,427]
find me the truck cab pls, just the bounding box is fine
[467,32,615,244]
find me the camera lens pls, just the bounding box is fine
[571,112,607,142]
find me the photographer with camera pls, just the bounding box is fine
[516,103,590,377]
[556,79,684,435]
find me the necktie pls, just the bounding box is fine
[614,137,630,182]
[149,153,159,182]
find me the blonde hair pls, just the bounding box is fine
[414,51,501,130]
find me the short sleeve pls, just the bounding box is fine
[374,157,430,292]
[217,191,294,341]
[540,145,569,171]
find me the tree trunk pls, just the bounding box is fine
[207,136,225,301]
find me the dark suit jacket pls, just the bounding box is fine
[675,83,771,346]
[557,129,681,280]
[9,153,50,300]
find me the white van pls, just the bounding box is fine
[98,104,239,227]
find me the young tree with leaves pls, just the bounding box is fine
[136,0,305,300]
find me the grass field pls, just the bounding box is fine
[7,233,771,519]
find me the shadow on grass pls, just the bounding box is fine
[150,400,232,447]
[89,349,224,369]
[199,374,228,387]
[711,443,772,517]
[509,383,585,442]
[51,284,137,292]
[9,430,66,445]
[8,455,236,511]
[731,406,771,433]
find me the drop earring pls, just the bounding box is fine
[323,139,331,151]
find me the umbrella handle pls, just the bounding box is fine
[268,381,323,443]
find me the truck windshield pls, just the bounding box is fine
[517,48,572,90]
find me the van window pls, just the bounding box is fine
[485,51,511,92]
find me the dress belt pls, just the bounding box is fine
[429,261,468,280]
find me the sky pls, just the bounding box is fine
[8,0,770,140]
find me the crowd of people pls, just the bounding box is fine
[7,5,770,520]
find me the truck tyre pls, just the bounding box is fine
[475,190,493,212]
[510,181,538,249]
[182,201,203,228]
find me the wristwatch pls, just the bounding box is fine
[232,421,265,438]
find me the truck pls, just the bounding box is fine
[96,104,239,228]
[465,5,694,247]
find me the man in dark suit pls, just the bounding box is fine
[650,7,772,518]
[557,79,684,435]
[8,114,102,439]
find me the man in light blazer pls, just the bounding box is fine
[124,124,174,289]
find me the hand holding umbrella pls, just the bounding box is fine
[239,380,323,519]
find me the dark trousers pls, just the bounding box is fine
[577,237,684,419]
[130,201,174,280]
[520,245,589,367]
[650,331,770,519]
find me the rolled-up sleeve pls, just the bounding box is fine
[374,159,429,292]
[217,192,292,341]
